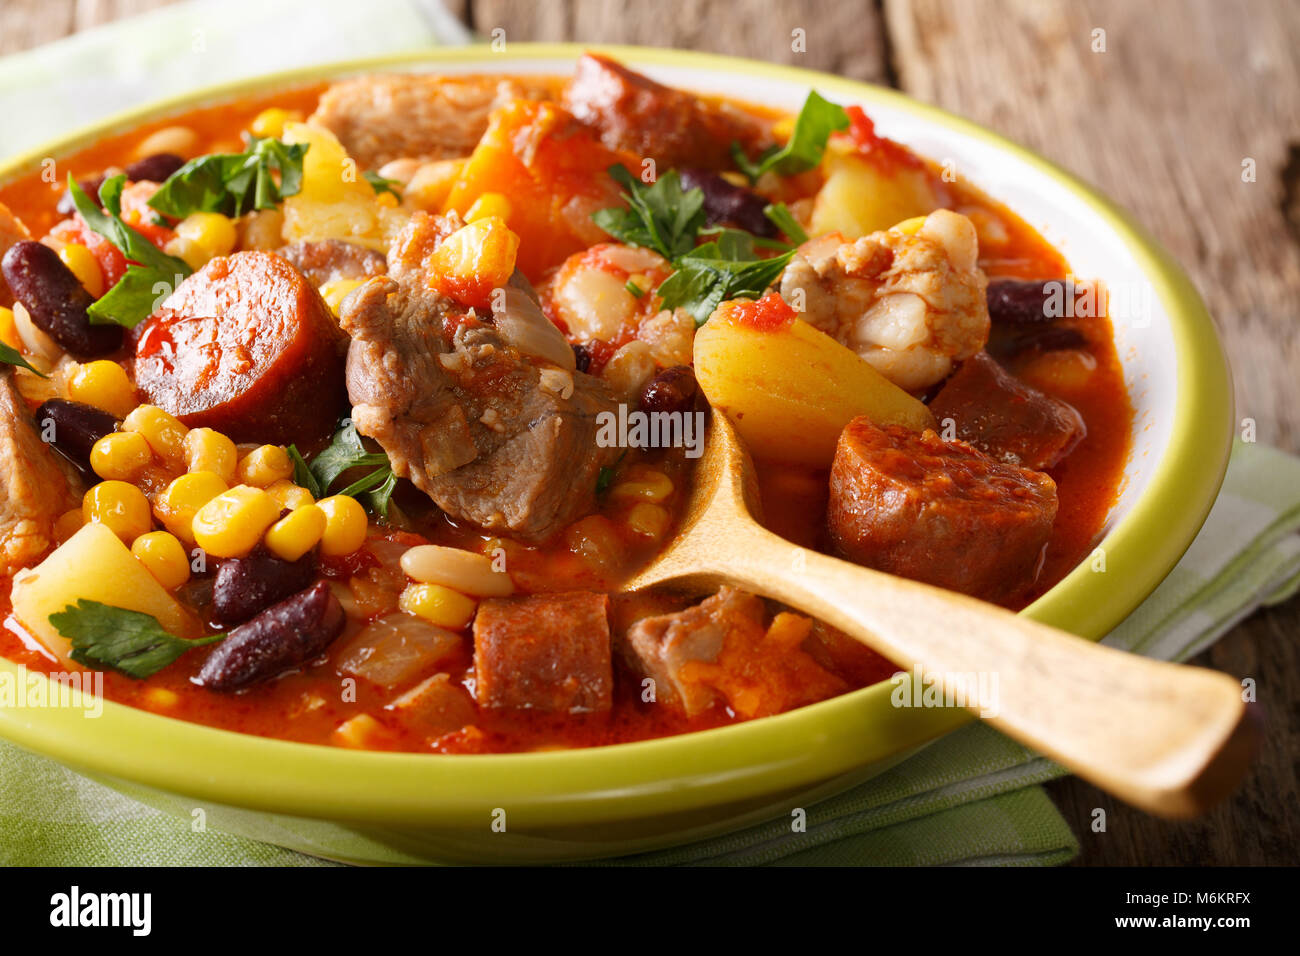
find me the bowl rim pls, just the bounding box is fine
[0,43,1233,829]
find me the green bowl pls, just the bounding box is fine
[0,44,1232,864]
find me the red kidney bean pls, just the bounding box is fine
[678,167,776,237]
[34,398,120,478]
[638,365,698,416]
[194,581,345,692]
[124,152,185,184]
[1,241,123,358]
[211,545,319,626]
[571,342,592,373]
[987,278,1092,326]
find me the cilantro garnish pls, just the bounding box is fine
[590,165,706,261]
[731,91,849,183]
[67,174,193,328]
[363,170,402,201]
[147,137,308,219]
[0,342,46,378]
[763,202,808,244]
[50,600,223,679]
[657,242,795,325]
[301,419,396,518]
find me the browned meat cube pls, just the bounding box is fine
[0,371,80,574]
[474,591,612,714]
[828,417,1058,602]
[563,54,771,170]
[621,588,847,718]
[278,239,387,289]
[928,351,1086,470]
[388,673,477,738]
[308,75,549,168]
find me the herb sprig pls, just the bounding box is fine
[0,342,46,378]
[731,91,849,183]
[590,166,706,261]
[290,419,396,518]
[147,137,308,219]
[68,174,193,329]
[50,600,223,679]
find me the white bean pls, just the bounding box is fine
[400,545,514,597]
[135,126,199,160]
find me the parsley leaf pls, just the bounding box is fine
[732,91,849,182]
[363,170,402,200]
[147,137,308,219]
[286,444,322,498]
[591,165,706,261]
[0,342,46,378]
[657,242,795,325]
[306,419,396,518]
[68,174,192,329]
[50,600,223,679]
[763,202,808,244]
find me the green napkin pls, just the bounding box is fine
[3,2,1297,866]
[3,440,1295,866]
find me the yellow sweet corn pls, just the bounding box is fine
[69,361,137,418]
[154,471,229,544]
[131,531,191,589]
[399,583,477,630]
[58,243,104,297]
[249,107,304,139]
[183,427,237,483]
[236,444,293,488]
[316,495,367,556]
[83,481,152,543]
[264,505,326,562]
[89,431,153,481]
[191,485,282,558]
[122,404,189,466]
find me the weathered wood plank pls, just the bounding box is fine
[0,0,177,55]
[470,0,893,83]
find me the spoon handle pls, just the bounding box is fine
[689,520,1259,818]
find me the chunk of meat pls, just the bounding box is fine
[473,591,612,714]
[277,239,386,288]
[828,417,1058,602]
[341,214,620,541]
[133,251,348,445]
[563,54,771,170]
[621,587,847,718]
[0,371,80,574]
[308,75,547,168]
[928,351,1086,469]
[387,673,477,738]
[0,201,31,307]
[780,210,989,391]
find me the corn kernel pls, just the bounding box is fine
[90,431,153,481]
[155,470,229,544]
[891,216,927,235]
[131,530,191,589]
[83,480,152,543]
[236,444,293,488]
[316,495,367,556]
[173,212,237,267]
[334,713,390,749]
[249,107,304,139]
[376,191,399,208]
[53,508,85,543]
[609,470,674,503]
[264,504,326,562]
[771,117,796,141]
[626,502,670,539]
[464,192,512,223]
[183,427,237,483]
[69,360,136,418]
[143,687,180,709]
[123,404,189,465]
[191,484,281,558]
[266,478,314,511]
[58,243,104,298]
[399,583,477,629]
[319,278,364,314]
[0,307,19,351]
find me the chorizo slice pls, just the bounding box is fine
[133,251,348,446]
[828,417,1058,602]
[928,351,1085,470]
[473,591,612,715]
[563,53,771,170]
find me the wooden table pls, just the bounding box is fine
[3,0,1297,865]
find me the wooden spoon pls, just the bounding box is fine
[623,412,1259,818]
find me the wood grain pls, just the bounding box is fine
[1,0,1296,863]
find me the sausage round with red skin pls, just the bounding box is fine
[827,417,1058,602]
[132,251,347,446]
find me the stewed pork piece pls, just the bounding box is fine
[340,212,622,541]
[828,417,1059,602]
[277,238,387,289]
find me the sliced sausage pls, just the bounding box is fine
[928,351,1086,470]
[473,591,612,714]
[563,53,770,170]
[828,417,1058,602]
[133,251,348,445]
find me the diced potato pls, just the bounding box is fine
[10,523,198,666]
[810,150,940,240]
[693,314,934,466]
[279,122,406,246]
